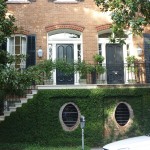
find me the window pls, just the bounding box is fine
[8,35,27,69]
[8,0,29,3]
[115,103,130,126]
[54,0,78,3]
[98,33,111,38]
[48,32,81,41]
[59,102,80,131]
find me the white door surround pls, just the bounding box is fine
[47,29,83,85]
[98,30,133,84]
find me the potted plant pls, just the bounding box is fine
[126,56,136,66]
[126,56,137,84]
[37,59,54,85]
[93,54,104,64]
[55,59,74,75]
[93,54,105,84]
[75,60,88,84]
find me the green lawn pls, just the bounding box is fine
[0,144,90,150]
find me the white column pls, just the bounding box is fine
[101,42,107,83]
[74,43,79,85]
[53,43,56,85]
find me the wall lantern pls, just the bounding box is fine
[37,47,43,58]
[80,115,85,150]
[137,46,142,56]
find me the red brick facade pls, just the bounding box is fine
[7,0,112,62]
[45,24,85,32]
[95,24,111,32]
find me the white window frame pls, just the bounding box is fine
[7,34,27,69]
[54,0,78,3]
[47,29,83,85]
[6,0,30,3]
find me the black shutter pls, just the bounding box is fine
[0,39,7,51]
[26,34,36,68]
[144,34,150,83]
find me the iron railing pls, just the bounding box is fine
[40,62,148,85]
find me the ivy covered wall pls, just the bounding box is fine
[0,88,149,147]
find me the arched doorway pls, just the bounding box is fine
[47,29,82,85]
[98,29,133,84]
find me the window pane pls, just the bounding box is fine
[22,37,26,55]
[15,36,21,54]
[9,37,14,54]
[98,33,111,38]
[8,35,27,69]
[50,33,80,39]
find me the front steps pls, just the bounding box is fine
[0,90,38,122]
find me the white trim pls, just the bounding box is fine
[47,30,83,85]
[6,0,30,2]
[7,34,27,69]
[54,0,78,3]
[98,31,133,84]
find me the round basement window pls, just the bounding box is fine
[59,102,80,131]
[115,103,130,126]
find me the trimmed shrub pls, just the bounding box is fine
[0,88,149,147]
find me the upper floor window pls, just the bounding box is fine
[6,0,31,3]
[49,32,81,41]
[8,0,28,1]
[54,0,78,3]
[7,35,27,69]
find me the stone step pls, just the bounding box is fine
[4,111,11,116]
[15,102,22,108]
[0,116,5,121]
[20,98,27,103]
[0,89,37,122]
[9,106,16,112]
[32,90,37,94]
[26,94,33,99]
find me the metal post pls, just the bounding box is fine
[80,115,85,150]
[82,128,84,150]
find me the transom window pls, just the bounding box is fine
[48,32,81,41]
[98,33,111,38]
[115,103,130,126]
[8,35,27,69]
[98,31,128,38]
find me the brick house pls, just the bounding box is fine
[1,0,150,143]
[5,0,150,85]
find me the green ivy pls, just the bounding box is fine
[0,88,149,147]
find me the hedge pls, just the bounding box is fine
[0,88,149,147]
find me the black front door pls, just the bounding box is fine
[56,44,74,85]
[106,44,124,84]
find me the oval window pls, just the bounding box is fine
[115,103,130,126]
[59,103,80,131]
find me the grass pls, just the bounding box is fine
[0,144,90,150]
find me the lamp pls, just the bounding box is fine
[137,46,142,56]
[37,47,43,58]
